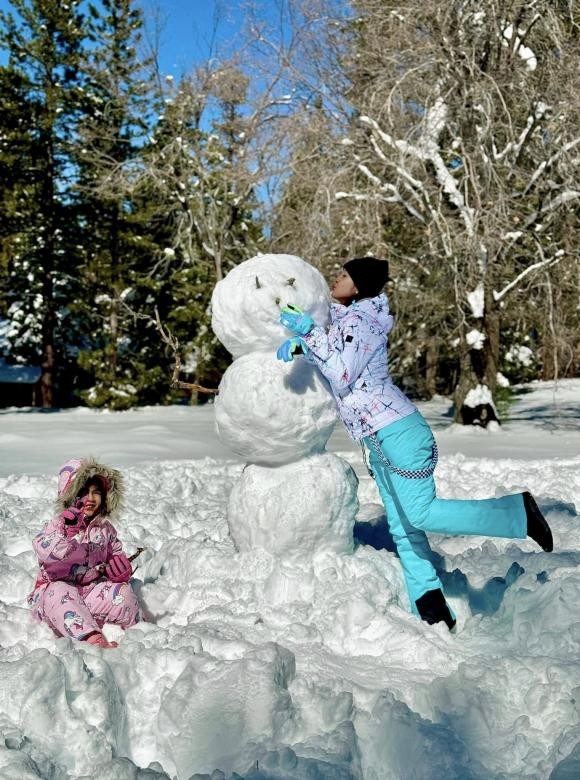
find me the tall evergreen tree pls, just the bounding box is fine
[0,0,85,406]
[72,0,160,409]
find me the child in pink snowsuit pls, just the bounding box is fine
[28,458,141,648]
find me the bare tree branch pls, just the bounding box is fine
[493,251,565,302]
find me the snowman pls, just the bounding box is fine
[211,254,359,565]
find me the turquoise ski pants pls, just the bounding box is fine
[364,411,527,614]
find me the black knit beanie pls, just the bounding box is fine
[343,257,389,299]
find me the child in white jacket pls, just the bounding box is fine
[278,257,553,629]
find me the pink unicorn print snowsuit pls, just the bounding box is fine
[28,458,141,642]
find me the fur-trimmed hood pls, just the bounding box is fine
[55,458,124,517]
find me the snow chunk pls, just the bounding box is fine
[467,283,485,318]
[215,353,337,465]
[158,643,295,778]
[228,452,358,557]
[503,231,523,241]
[211,254,330,358]
[464,383,493,408]
[505,345,533,366]
[502,23,538,71]
[466,329,485,350]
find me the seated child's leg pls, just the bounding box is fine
[39,581,102,641]
[81,580,141,629]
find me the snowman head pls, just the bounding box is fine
[211,253,330,358]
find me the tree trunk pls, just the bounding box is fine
[453,281,503,425]
[40,334,54,408]
[453,340,478,423]
[108,204,120,383]
[483,285,500,395]
[424,336,438,398]
[40,250,55,407]
[109,295,119,376]
[214,249,224,282]
[40,136,55,408]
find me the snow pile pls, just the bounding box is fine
[466,283,484,319]
[506,344,534,366]
[463,383,493,408]
[465,329,485,350]
[502,23,538,71]
[1,377,580,777]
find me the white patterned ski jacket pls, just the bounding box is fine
[302,293,416,440]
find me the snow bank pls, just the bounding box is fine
[0,382,579,777]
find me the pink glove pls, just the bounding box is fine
[104,554,132,583]
[60,506,86,538]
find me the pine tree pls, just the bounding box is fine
[0,63,31,320]
[71,0,160,409]
[0,0,86,406]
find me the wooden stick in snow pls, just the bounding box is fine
[153,308,219,395]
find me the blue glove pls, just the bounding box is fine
[279,303,315,336]
[276,337,308,362]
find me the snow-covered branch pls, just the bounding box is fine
[356,162,382,188]
[523,190,580,229]
[354,162,427,222]
[493,251,565,301]
[335,186,426,223]
[360,109,475,236]
[524,138,580,195]
[367,132,432,213]
[492,102,547,164]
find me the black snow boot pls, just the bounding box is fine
[415,589,456,631]
[523,491,553,552]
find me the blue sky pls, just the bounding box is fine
[137,0,248,76]
[0,0,250,73]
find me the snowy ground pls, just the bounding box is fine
[0,379,579,779]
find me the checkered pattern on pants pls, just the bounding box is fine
[368,432,438,479]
